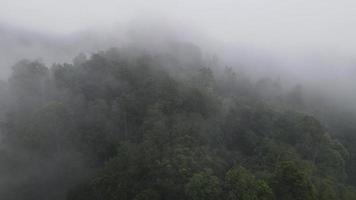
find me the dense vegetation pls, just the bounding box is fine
[0,44,356,200]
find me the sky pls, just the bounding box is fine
[1,0,356,53]
[1,0,356,83]
[0,0,356,107]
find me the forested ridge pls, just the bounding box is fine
[0,44,356,200]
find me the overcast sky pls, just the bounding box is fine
[1,0,356,53]
[1,0,356,104]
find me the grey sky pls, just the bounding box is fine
[1,0,356,54]
[1,0,356,106]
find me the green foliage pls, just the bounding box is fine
[134,189,160,200]
[0,48,356,200]
[185,171,221,200]
[225,166,273,200]
[272,161,316,200]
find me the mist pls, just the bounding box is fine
[1,0,356,106]
[1,1,356,200]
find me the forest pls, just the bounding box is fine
[0,44,356,200]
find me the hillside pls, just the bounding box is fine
[0,46,355,200]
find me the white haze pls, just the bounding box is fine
[1,0,356,51]
[1,0,356,108]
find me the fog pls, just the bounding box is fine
[1,1,356,199]
[1,0,356,96]
[1,0,356,140]
[0,0,356,70]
